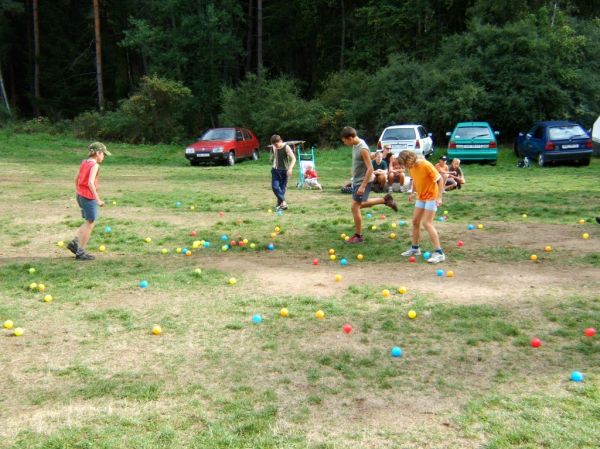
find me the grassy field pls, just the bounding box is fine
[0,130,599,449]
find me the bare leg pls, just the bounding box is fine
[352,198,386,234]
[411,207,425,245]
[77,220,95,250]
[421,209,441,249]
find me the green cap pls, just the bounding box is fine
[88,142,111,156]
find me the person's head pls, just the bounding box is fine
[451,158,461,169]
[438,155,448,165]
[340,126,357,146]
[304,162,313,173]
[396,150,418,168]
[270,134,284,148]
[375,150,383,162]
[88,142,111,163]
[383,144,392,154]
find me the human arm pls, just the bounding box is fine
[87,163,104,206]
[286,145,296,176]
[358,148,374,195]
[435,175,444,206]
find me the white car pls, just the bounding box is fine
[377,124,434,158]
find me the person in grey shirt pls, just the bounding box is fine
[340,126,397,244]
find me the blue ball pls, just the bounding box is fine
[436,269,444,277]
[220,235,228,241]
[267,243,275,251]
[423,251,431,260]
[438,217,444,222]
[276,210,283,216]
[367,213,373,219]
[175,201,181,208]
[467,224,475,230]
[203,241,210,248]
[182,248,188,254]
[139,280,148,289]
[252,314,262,324]
[390,346,403,358]
[570,371,585,382]
[398,220,406,226]
[104,226,111,233]
[340,258,348,266]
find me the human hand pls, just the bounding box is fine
[408,193,415,203]
[287,169,292,177]
[357,185,365,196]
[97,199,105,207]
[436,198,443,207]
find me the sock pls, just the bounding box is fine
[435,248,444,254]
[411,245,419,250]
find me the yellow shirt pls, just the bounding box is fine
[410,159,441,201]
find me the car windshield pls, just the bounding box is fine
[382,128,416,140]
[200,129,235,141]
[548,125,587,140]
[454,127,491,139]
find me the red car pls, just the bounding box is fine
[185,128,260,166]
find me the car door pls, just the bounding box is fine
[529,126,545,159]
[234,128,246,156]
[242,129,253,156]
[419,126,433,155]
[523,126,539,158]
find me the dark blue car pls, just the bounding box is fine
[514,121,593,167]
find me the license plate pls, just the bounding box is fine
[197,153,210,158]
[562,144,578,149]
[394,144,407,149]
[456,145,482,148]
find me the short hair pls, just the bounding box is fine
[270,134,282,144]
[396,150,418,167]
[340,126,357,139]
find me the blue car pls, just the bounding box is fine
[514,121,593,167]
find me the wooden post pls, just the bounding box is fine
[0,65,11,115]
[32,0,40,116]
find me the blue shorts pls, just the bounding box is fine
[352,182,372,202]
[415,199,438,212]
[77,194,98,221]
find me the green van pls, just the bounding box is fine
[446,122,499,164]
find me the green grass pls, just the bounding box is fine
[0,131,599,448]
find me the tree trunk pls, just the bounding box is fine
[0,65,11,115]
[245,0,254,75]
[93,0,104,111]
[257,0,263,81]
[32,0,40,116]
[340,0,345,71]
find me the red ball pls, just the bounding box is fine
[408,256,416,263]
[380,215,386,220]
[342,324,353,334]
[230,240,237,246]
[457,240,464,247]
[584,327,597,337]
[190,230,197,237]
[238,241,244,247]
[312,258,319,266]
[219,211,225,217]
[530,338,542,348]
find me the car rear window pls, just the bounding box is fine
[201,129,235,141]
[382,128,416,140]
[548,125,587,140]
[454,127,491,139]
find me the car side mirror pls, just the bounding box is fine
[494,131,500,136]
[428,133,433,137]
[445,132,451,137]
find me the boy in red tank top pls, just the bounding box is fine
[67,142,111,260]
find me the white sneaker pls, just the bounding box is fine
[427,252,445,263]
[401,248,421,257]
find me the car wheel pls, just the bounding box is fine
[538,153,546,167]
[490,160,497,166]
[578,158,591,167]
[190,160,200,167]
[227,151,236,166]
[251,149,259,161]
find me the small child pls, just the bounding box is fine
[303,164,322,190]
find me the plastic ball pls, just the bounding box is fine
[335,274,342,282]
[544,245,552,252]
[250,243,256,249]
[194,268,202,276]
[152,325,162,335]
[190,230,197,237]
[366,213,372,219]
[267,209,273,213]
[161,248,169,254]
[340,258,348,266]
[185,251,192,257]
[252,314,262,324]
[219,211,225,217]
[29,282,38,290]
[220,235,228,241]
[530,254,538,261]
[584,327,596,337]
[444,210,449,215]
[145,237,152,243]
[270,232,277,238]
[438,217,444,222]
[357,254,364,261]
[221,245,229,252]
[4,320,14,329]
[436,269,444,277]
[44,294,53,302]
[175,201,181,208]
[407,310,417,319]
[57,241,65,247]
[408,256,416,263]
[276,210,283,216]
[315,310,325,320]
[243,239,249,245]
[578,219,585,224]
[398,286,407,294]
[28,267,36,274]
[99,245,106,252]
[382,289,390,298]
[342,324,353,334]
[176,247,182,254]
[340,233,347,240]
[447,270,454,278]
[189,205,195,210]
[14,328,23,337]
[204,241,210,248]
[104,226,112,233]
[467,224,475,230]
[274,226,281,233]
[267,243,275,251]
[522,213,527,218]
[390,346,403,358]
[391,223,397,229]
[389,233,396,239]
[328,249,336,255]
[182,248,189,255]
[228,277,237,285]
[477,224,484,229]
[570,371,584,382]
[280,308,289,318]
[312,258,319,266]
[530,338,542,348]
[457,240,464,247]
[330,254,337,261]
[582,233,589,240]
[230,240,237,246]
[344,236,350,241]
[423,252,431,260]
[399,220,406,226]
[111,201,117,205]
[371,225,378,231]
[139,280,148,289]
[37,284,46,292]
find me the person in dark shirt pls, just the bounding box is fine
[371,150,388,192]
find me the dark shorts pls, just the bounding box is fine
[352,182,372,203]
[77,194,98,221]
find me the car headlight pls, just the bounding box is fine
[212,147,224,153]
[185,147,195,154]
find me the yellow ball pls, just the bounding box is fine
[371,225,378,231]
[29,282,38,290]
[391,223,397,229]
[275,226,281,233]
[250,243,256,249]
[315,310,325,320]
[544,245,552,253]
[221,245,229,252]
[99,245,106,252]
[335,274,342,282]
[522,214,528,218]
[444,210,449,215]
[344,236,350,241]
[190,205,195,210]
[340,233,347,239]
[530,254,538,261]
[161,248,169,254]
[112,201,117,205]
[389,233,396,239]
[228,277,237,285]
[145,237,152,243]
[382,289,391,298]
[398,286,407,294]
[280,308,289,317]
[28,267,36,274]
[357,254,364,261]
[192,241,200,249]
[582,233,590,240]
[43,294,53,302]
[3,320,14,329]
[152,325,162,335]
[200,240,206,245]
[194,268,202,275]
[578,219,585,224]
[14,327,24,337]
[268,209,273,213]
[477,224,484,229]
[176,247,182,254]
[270,232,277,238]
[328,248,335,255]
[37,284,46,292]
[330,254,337,261]
[243,239,249,245]
[447,271,454,278]
[408,310,417,319]
[57,241,65,247]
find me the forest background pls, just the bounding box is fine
[1,0,599,145]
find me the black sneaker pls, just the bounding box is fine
[67,239,79,255]
[596,216,600,225]
[75,252,95,261]
[383,194,398,212]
